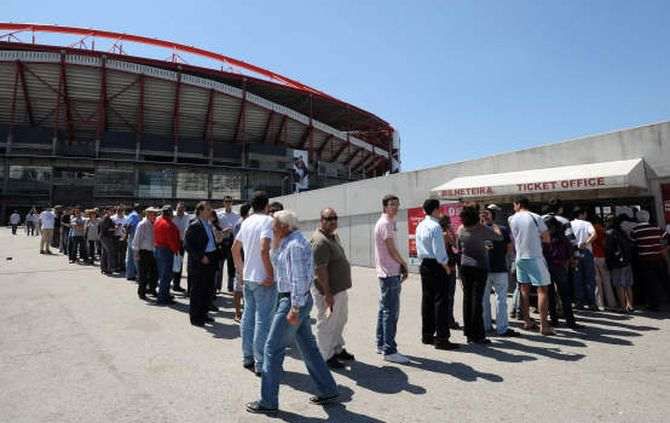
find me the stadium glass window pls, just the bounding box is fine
[7,165,51,194]
[94,168,136,197]
[176,171,208,199]
[211,173,242,200]
[139,169,174,198]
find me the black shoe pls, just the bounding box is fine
[173,286,186,292]
[326,357,345,369]
[449,321,461,330]
[126,277,136,281]
[191,321,205,327]
[138,294,147,300]
[474,338,492,345]
[243,361,255,371]
[157,299,175,305]
[309,394,339,405]
[421,336,434,345]
[335,349,355,361]
[434,340,460,350]
[246,401,277,416]
[208,304,219,312]
[567,322,583,330]
[499,329,521,337]
[204,316,215,323]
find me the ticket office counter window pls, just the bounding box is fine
[7,165,51,194]
[95,168,136,197]
[139,169,174,199]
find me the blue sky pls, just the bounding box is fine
[4,0,670,171]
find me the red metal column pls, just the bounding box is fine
[233,79,247,144]
[331,139,350,162]
[59,54,75,144]
[17,61,34,126]
[136,73,145,159]
[8,61,19,144]
[261,110,275,144]
[202,89,215,162]
[299,125,313,149]
[316,134,334,160]
[343,146,361,166]
[274,115,288,146]
[96,57,108,143]
[172,71,182,162]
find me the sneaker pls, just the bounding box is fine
[246,401,277,416]
[335,349,355,361]
[309,393,339,405]
[383,352,410,364]
[434,340,460,350]
[498,329,521,337]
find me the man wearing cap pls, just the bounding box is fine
[133,207,159,300]
[125,203,142,281]
[154,205,181,305]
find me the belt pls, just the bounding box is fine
[278,292,291,299]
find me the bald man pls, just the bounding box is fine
[310,208,355,369]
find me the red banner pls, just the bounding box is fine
[408,203,463,263]
[662,183,670,224]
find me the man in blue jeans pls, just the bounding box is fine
[233,191,276,376]
[570,207,598,310]
[374,195,410,364]
[246,210,337,415]
[125,204,142,281]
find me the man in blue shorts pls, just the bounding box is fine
[508,196,554,335]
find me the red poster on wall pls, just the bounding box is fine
[662,183,670,225]
[408,202,463,264]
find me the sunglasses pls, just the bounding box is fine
[323,216,338,221]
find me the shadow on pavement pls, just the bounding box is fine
[333,361,426,395]
[405,355,504,382]
[492,339,586,361]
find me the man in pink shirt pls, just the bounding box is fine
[374,194,409,364]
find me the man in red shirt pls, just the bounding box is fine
[154,205,181,305]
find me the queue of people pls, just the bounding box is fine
[18,191,670,416]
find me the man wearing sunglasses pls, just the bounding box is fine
[310,208,354,369]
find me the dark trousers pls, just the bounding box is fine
[116,238,127,272]
[189,254,218,324]
[221,242,235,291]
[11,224,18,235]
[69,236,88,262]
[51,227,60,248]
[137,250,158,297]
[100,237,115,274]
[419,259,451,342]
[639,258,668,308]
[26,222,35,236]
[172,246,185,289]
[548,264,575,325]
[88,240,97,262]
[461,266,488,342]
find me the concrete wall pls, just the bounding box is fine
[274,121,670,269]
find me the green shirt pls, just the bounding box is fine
[310,229,352,295]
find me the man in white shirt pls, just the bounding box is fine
[570,207,598,310]
[9,210,21,235]
[39,207,56,254]
[217,195,240,292]
[112,207,128,273]
[172,202,191,293]
[232,191,275,376]
[508,197,553,335]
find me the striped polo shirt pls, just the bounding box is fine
[631,223,665,260]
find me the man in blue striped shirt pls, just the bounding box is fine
[415,198,459,350]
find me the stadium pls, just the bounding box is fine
[0,23,400,220]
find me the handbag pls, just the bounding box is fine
[172,254,183,273]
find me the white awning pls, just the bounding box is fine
[431,158,647,199]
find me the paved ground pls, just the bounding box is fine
[1,228,669,422]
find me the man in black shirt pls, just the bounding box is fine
[60,208,71,255]
[481,205,519,337]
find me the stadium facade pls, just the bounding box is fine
[0,23,400,220]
